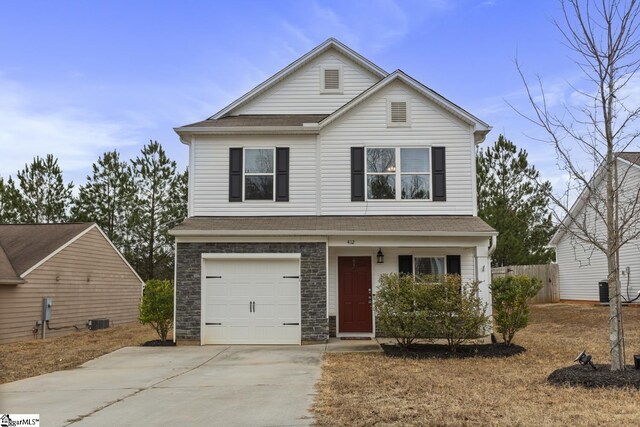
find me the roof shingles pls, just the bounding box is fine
[180,114,328,129]
[0,223,94,283]
[171,215,496,235]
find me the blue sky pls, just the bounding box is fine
[0,0,604,189]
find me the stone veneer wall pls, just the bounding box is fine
[175,242,328,343]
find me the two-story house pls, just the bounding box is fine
[169,38,497,345]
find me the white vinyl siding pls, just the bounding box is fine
[555,160,640,301]
[327,246,475,316]
[556,235,640,301]
[191,135,317,216]
[234,49,379,115]
[320,81,475,215]
[0,227,142,344]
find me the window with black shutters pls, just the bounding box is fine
[229,147,289,202]
[244,148,275,200]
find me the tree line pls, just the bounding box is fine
[0,141,187,281]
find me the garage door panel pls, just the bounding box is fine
[277,282,299,296]
[202,257,301,345]
[254,283,276,296]
[228,282,252,297]
[206,284,229,297]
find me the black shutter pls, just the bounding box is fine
[351,147,365,201]
[275,147,289,202]
[229,148,243,202]
[432,147,446,201]
[446,255,461,276]
[398,255,414,275]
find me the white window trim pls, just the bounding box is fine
[364,146,432,202]
[242,147,276,202]
[413,255,447,276]
[387,97,411,127]
[320,64,343,94]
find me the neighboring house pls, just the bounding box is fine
[0,223,143,344]
[170,38,497,345]
[549,152,640,302]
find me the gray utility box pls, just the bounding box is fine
[42,297,53,321]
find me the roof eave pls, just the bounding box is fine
[169,229,498,237]
[0,278,25,285]
[174,126,320,139]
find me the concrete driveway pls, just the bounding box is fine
[0,344,325,427]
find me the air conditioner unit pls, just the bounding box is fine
[88,319,110,330]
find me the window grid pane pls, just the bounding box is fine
[367,175,396,199]
[401,175,430,199]
[245,149,274,173]
[245,175,274,200]
[414,257,445,276]
[400,148,429,173]
[367,148,396,173]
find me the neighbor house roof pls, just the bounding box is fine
[0,223,143,285]
[548,152,640,246]
[170,215,497,237]
[0,223,94,281]
[618,152,640,165]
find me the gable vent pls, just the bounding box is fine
[324,69,340,90]
[390,101,407,123]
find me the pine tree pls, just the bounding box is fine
[16,154,73,223]
[130,141,187,280]
[71,150,136,251]
[477,135,555,267]
[0,176,23,223]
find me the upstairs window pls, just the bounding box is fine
[244,148,274,200]
[365,147,431,200]
[387,99,411,127]
[321,65,343,93]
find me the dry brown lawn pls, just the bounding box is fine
[313,304,640,426]
[0,322,159,384]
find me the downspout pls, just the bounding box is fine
[487,235,497,257]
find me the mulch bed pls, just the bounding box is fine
[381,343,525,359]
[548,364,640,389]
[142,340,176,347]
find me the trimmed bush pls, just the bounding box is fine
[374,273,489,351]
[490,275,542,345]
[426,276,490,352]
[139,279,173,342]
[374,273,432,348]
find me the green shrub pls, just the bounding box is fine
[139,279,174,341]
[374,273,489,351]
[374,273,433,348]
[425,276,490,352]
[490,275,543,345]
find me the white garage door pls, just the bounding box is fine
[202,256,301,345]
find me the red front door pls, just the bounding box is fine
[338,256,373,333]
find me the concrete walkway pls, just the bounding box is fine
[0,345,324,427]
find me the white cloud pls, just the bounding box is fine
[0,74,143,182]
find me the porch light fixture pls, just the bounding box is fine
[377,248,384,264]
